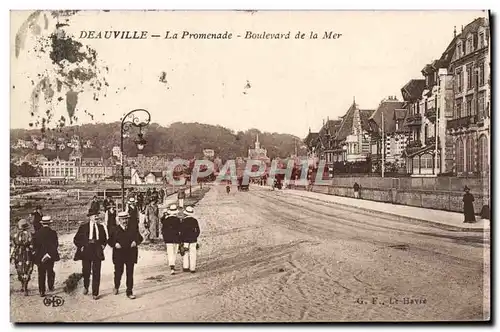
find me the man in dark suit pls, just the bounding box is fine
[89,196,100,216]
[108,211,143,299]
[73,212,107,300]
[125,197,140,233]
[180,206,200,273]
[32,205,43,232]
[161,204,181,275]
[33,215,60,297]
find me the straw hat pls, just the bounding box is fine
[40,216,53,224]
[184,206,194,216]
[166,204,179,215]
[117,211,129,218]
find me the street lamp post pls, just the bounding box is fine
[120,109,151,210]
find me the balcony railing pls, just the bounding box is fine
[406,114,422,126]
[404,140,423,155]
[447,115,478,130]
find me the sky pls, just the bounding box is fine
[10,10,486,137]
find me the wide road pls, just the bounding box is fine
[10,185,489,322]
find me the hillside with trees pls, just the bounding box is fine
[10,122,305,161]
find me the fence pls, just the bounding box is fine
[294,176,490,214]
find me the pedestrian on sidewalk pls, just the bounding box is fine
[353,182,361,199]
[146,200,160,242]
[89,196,100,216]
[125,197,140,233]
[161,204,181,275]
[180,206,200,273]
[109,211,143,300]
[178,187,186,208]
[463,186,476,223]
[73,212,107,300]
[11,219,35,296]
[33,216,60,297]
[105,203,117,240]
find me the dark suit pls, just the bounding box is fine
[32,212,43,232]
[33,226,60,294]
[73,222,107,296]
[108,225,143,295]
[127,205,140,233]
[180,217,200,243]
[161,215,181,243]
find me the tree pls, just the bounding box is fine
[18,162,38,178]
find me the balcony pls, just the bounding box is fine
[424,136,440,148]
[447,115,478,130]
[424,108,436,121]
[406,114,422,127]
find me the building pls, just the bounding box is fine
[447,17,490,177]
[248,135,270,164]
[144,171,163,184]
[41,157,78,182]
[367,97,406,168]
[203,149,215,159]
[78,157,114,182]
[332,100,374,163]
[112,146,122,161]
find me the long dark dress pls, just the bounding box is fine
[463,192,476,222]
[11,230,34,293]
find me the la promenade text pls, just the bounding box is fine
[78,30,342,40]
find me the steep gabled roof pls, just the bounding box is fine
[401,79,426,102]
[335,102,375,141]
[369,100,405,134]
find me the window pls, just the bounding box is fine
[478,135,488,174]
[424,124,428,139]
[479,32,485,48]
[466,99,473,117]
[478,92,485,120]
[456,42,462,58]
[479,61,485,86]
[466,36,473,54]
[455,99,462,118]
[456,139,464,173]
[456,69,463,92]
[421,154,433,169]
[466,137,475,173]
[466,64,473,90]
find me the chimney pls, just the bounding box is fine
[461,25,464,33]
[454,26,457,37]
[323,119,325,126]
[327,116,330,122]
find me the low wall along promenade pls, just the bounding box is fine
[298,176,490,214]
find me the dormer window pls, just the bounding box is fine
[456,42,462,58]
[466,36,473,54]
[479,32,485,48]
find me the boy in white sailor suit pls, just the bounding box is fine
[180,206,200,273]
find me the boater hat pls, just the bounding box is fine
[118,211,129,218]
[129,197,136,203]
[184,206,194,215]
[41,216,52,224]
[166,204,179,215]
[464,186,470,192]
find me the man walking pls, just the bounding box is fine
[33,216,60,297]
[180,206,200,273]
[146,200,160,242]
[161,204,181,275]
[32,205,43,232]
[109,211,143,299]
[73,212,107,300]
[177,187,186,208]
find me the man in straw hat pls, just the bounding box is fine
[180,206,201,273]
[160,204,181,275]
[73,211,107,300]
[33,216,60,297]
[10,218,35,296]
[108,211,143,299]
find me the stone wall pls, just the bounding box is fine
[295,176,489,214]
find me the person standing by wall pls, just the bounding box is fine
[73,212,107,300]
[180,206,200,273]
[11,219,35,296]
[108,211,143,300]
[353,182,361,199]
[161,204,181,275]
[33,216,60,297]
[463,186,476,223]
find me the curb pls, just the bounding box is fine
[288,191,489,233]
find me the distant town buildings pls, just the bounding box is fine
[247,134,270,164]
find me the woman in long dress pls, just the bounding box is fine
[463,186,476,223]
[10,219,35,296]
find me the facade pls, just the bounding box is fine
[41,157,78,181]
[78,157,114,182]
[368,97,406,168]
[403,33,456,176]
[144,171,163,184]
[447,18,490,177]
